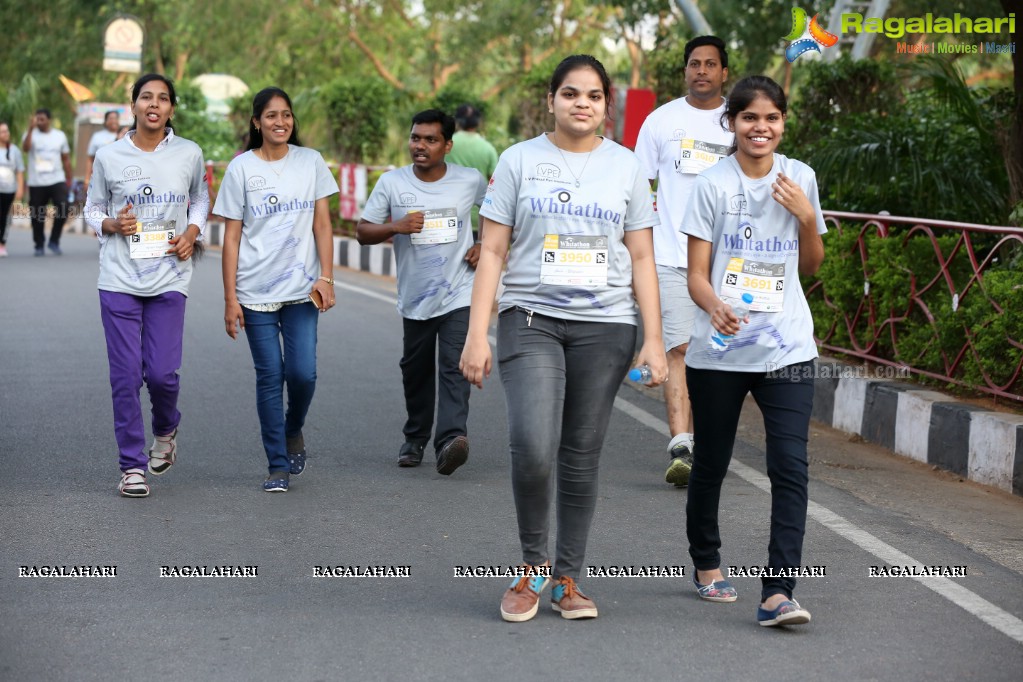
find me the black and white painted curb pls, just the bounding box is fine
[812,360,1023,497]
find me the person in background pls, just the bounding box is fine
[0,122,26,257]
[85,110,121,189]
[448,103,498,183]
[215,87,338,493]
[460,55,666,622]
[84,73,209,498]
[358,109,485,475]
[22,108,72,256]
[634,35,733,488]
[682,75,826,627]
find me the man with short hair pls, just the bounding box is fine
[85,110,121,188]
[448,103,498,183]
[22,108,73,256]
[357,109,486,476]
[634,35,734,487]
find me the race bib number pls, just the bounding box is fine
[677,139,730,175]
[410,208,458,245]
[720,257,785,312]
[0,167,13,185]
[540,234,608,286]
[34,156,55,173]
[129,219,176,260]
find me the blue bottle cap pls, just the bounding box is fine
[627,368,643,382]
[741,293,754,304]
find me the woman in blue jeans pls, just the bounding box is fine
[215,87,339,492]
[681,76,826,626]
[460,55,667,622]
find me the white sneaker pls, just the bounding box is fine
[119,468,149,497]
[148,429,177,475]
[0,244,8,257]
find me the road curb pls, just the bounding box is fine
[812,360,1023,496]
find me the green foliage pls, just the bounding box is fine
[506,55,561,141]
[646,40,687,106]
[172,81,238,162]
[811,221,1023,396]
[321,77,396,163]
[788,56,1012,225]
[0,75,41,136]
[426,85,487,121]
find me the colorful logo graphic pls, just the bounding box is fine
[783,7,839,62]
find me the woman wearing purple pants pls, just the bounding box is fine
[84,73,209,497]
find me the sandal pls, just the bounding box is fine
[148,428,178,475]
[119,468,150,498]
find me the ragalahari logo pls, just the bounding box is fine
[783,7,839,62]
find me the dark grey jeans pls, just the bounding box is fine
[497,307,636,579]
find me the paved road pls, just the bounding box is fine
[2,226,1022,681]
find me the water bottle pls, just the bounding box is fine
[628,365,652,384]
[709,293,755,349]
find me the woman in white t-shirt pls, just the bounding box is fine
[460,55,667,622]
[215,87,339,493]
[681,75,826,627]
[85,73,209,498]
[0,122,25,257]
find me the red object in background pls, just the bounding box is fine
[607,88,656,150]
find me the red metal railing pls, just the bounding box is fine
[808,211,1023,402]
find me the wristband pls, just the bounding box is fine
[319,276,334,285]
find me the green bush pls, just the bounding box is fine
[811,221,1023,397]
[321,77,396,164]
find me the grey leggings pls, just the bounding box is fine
[497,307,636,579]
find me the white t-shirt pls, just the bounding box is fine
[213,145,339,305]
[634,97,733,268]
[360,163,486,320]
[89,134,208,296]
[0,145,25,193]
[682,153,827,372]
[23,128,69,187]
[480,134,655,325]
[88,129,119,157]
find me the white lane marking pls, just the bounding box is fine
[338,277,1023,645]
[335,280,399,306]
[613,396,1023,645]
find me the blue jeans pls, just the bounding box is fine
[243,303,319,474]
[497,307,636,580]
[685,361,815,601]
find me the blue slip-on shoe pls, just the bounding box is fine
[693,574,738,602]
[287,433,306,476]
[263,472,290,493]
[757,599,811,627]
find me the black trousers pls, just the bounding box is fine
[0,192,14,244]
[686,360,815,601]
[400,307,471,453]
[28,182,68,248]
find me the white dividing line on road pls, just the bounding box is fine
[613,396,1023,645]
[338,276,1023,645]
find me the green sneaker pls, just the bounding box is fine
[665,443,693,487]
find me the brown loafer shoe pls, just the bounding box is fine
[551,576,598,619]
[500,565,551,622]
